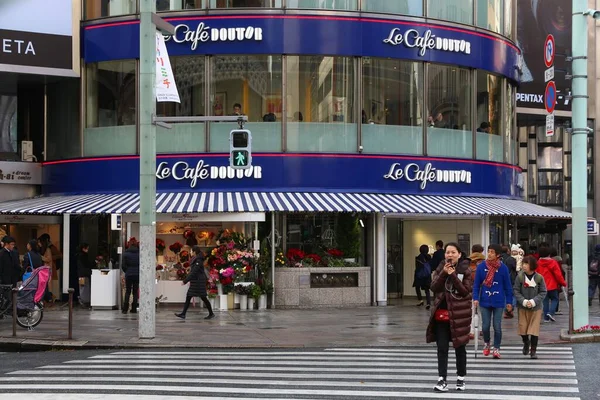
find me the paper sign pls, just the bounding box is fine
[155,32,180,103]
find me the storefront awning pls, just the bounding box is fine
[0,192,571,219]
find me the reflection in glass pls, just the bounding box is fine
[477,0,503,33]
[427,65,471,158]
[504,82,516,163]
[157,0,203,11]
[210,55,282,152]
[287,0,356,10]
[286,56,356,152]
[537,147,563,169]
[362,0,422,14]
[504,0,513,38]
[476,71,502,162]
[84,0,136,19]
[0,96,17,154]
[362,59,423,155]
[85,61,137,156]
[427,0,473,24]
[210,0,281,7]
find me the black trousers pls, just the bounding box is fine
[435,321,467,379]
[181,295,214,316]
[415,285,431,304]
[123,276,139,310]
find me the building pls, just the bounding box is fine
[0,0,571,306]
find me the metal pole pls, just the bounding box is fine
[12,289,17,337]
[139,0,157,339]
[68,288,74,339]
[271,213,275,308]
[571,0,590,329]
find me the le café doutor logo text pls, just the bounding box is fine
[384,163,472,190]
[383,28,472,57]
[164,23,263,50]
[156,160,262,188]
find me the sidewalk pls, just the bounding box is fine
[0,298,598,351]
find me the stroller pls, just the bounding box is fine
[0,266,50,329]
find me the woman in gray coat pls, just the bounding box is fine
[175,245,214,320]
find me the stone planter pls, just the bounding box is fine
[234,293,241,309]
[274,266,371,308]
[208,297,216,310]
[218,294,228,311]
[258,294,267,310]
[239,295,248,310]
[247,297,256,310]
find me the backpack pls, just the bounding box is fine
[589,258,600,276]
[416,260,431,280]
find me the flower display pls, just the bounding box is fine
[275,251,286,267]
[326,248,344,258]
[305,254,322,264]
[286,248,305,262]
[179,250,190,262]
[183,229,198,246]
[95,255,106,268]
[205,231,255,293]
[573,324,600,334]
[169,242,183,254]
[176,267,187,281]
[156,239,166,255]
[183,230,195,239]
[156,265,164,271]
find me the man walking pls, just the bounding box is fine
[472,244,513,359]
[500,245,517,318]
[430,240,445,269]
[0,236,21,287]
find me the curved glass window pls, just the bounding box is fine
[427,0,473,25]
[505,82,516,164]
[475,71,502,162]
[209,55,282,152]
[504,0,513,39]
[361,0,422,15]
[286,56,356,152]
[476,0,503,34]
[85,60,136,156]
[84,0,136,19]
[157,0,203,11]
[156,56,206,153]
[287,0,356,10]
[210,0,281,7]
[362,59,424,155]
[426,65,472,158]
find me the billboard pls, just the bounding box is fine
[0,0,80,77]
[516,0,571,111]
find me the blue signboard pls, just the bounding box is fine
[83,15,520,81]
[42,154,521,199]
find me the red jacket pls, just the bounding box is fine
[537,258,567,291]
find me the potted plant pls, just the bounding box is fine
[235,284,249,311]
[249,283,262,310]
[336,214,361,263]
[207,287,218,310]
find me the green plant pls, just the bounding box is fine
[336,214,361,259]
[325,257,346,268]
[249,284,263,300]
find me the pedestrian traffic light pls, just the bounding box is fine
[229,129,252,169]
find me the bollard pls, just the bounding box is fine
[68,288,74,340]
[11,288,18,337]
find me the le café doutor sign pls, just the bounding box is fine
[155,159,470,191]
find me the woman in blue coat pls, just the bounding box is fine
[472,243,513,359]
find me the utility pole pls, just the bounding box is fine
[138,0,175,339]
[570,1,599,329]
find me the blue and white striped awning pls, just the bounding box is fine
[0,192,571,219]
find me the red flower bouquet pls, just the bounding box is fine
[305,254,322,264]
[286,248,305,262]
[327,248,344,258]
[156,239,166,255]
[156,265,164,271]
[180,250,190,262]
[169,242,183,254]
[183,230,195,239]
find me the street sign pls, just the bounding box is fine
[544,81,557,114]
[544,66,555,82]
[546,114,555,137]
[544,34,555,67]
[588,219,599,236]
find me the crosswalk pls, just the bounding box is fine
[0,346,580,399]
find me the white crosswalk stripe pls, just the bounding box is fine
[0,346,580,400]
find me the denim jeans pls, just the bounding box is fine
[480,306,504,348]
[543,289,559,319]
[589,278,600,300]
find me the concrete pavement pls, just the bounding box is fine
[0,298,598,351]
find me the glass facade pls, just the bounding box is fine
[427,0,473,25]
[475,71,502,162]
[476,0,502,33]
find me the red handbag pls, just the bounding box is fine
[434,309,450,322]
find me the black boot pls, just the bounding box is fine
[205,313,215,320]
[530,335,539,359]
[175,312,186,319]
[130,304,138,314]
[122,303,129,314]
[521,335,530,355]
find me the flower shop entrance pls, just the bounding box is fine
[122,212,267,307]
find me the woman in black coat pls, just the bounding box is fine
[414,244,432,309]
[77,243,94,306]
[175,245,214,320]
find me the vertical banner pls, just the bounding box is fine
[516,0,572,111]
[155,32,180,103]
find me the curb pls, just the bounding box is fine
[559,328,600,343]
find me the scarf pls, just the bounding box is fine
[483,258,501,288]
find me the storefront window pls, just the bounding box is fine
[209,55,282,152]
[85,60,136,156]
[362,0,422,15]
[0,95,17,154]
[476,0,503,33]
[505,82,516,164]
[287,0,356,10]
[426,65,472,158]
[362,58,423,155]
[84,0,136,19]
[475,71,502,162]
[286,56,356,153]
[156,56,206,153]
[209,0,281,7]
[157,0,203,11]
[427,0,473,25]
[504,0,513,38]
[47,80,81,160]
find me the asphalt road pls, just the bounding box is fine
[0,345,593,399]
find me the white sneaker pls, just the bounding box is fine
[456,377,466,391]
[434,378,448,392]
